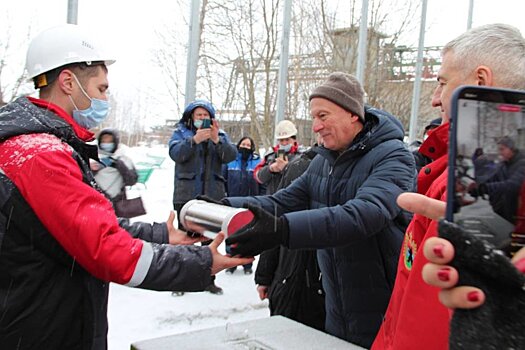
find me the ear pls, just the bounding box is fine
[57,69,75,95]
[475,65,494,86]
[350,113,360,123]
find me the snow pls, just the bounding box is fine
[108,146,269,349]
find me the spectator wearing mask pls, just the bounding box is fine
[254,120,303,195]
[91,128,139,217]
[168,99,237,295]
[224,136,264,274]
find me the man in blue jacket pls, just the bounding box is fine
[169,99,237,294]
[224,72,416,348]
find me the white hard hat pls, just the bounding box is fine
[26,24,115,81]
[275,120,298,139]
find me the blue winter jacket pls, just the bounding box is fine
[228,107,416,348]
[169,122,237,204]
[224,152,263,197]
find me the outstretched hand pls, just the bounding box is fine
[209,232,254,275]
[166,211,207,245]
[397,192,446,219]
[225,203,287,257]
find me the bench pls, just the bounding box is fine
[135,168,155,188]
[146,154,166,168]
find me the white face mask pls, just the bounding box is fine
[99,142,115,153]
[279,143,292,153]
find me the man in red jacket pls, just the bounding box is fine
[372,23,525,349]
[0,24,252,349]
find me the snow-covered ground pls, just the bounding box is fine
[108,146,269,349]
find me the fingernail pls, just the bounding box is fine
[437,267,451,281]
[514,258,525,274]
[433,243,445,258]
[467,291,480,302]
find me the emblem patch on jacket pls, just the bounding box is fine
[403,231,417,270]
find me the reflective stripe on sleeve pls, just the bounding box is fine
[125,241,153,287]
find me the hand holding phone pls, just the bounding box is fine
[277,149,287,160]
[447,86,525,256]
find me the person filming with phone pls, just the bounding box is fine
[254,120,303,195]
[168,99,238,295]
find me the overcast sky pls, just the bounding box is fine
[3,0,525,126]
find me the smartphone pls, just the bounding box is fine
[446,86,525,256]
[277,149,287,160]
[201,118,212,129]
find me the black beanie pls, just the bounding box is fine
[309,72,365,122]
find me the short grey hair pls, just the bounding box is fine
[443,23,525,90]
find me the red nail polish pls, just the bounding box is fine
[467,291,480,302]
[437,268,450,281]
[514,258,525,274]
[433,244,445,258]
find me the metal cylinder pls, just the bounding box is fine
[179,200,254,239]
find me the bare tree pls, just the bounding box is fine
[0,20,32,105]
[152,0,432,146]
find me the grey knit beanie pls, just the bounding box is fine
[309,72,365,122]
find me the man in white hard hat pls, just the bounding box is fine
[254,119,303,195]
[0,24,251,349]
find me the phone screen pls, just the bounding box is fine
[277,149,287,160]
[201,118,212,129]
[447,86,525,255]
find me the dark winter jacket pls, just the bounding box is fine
[255,147,325,331]
[254,142,303,195]
[483,150,525,223]
[228,107,416,348]
[224,152,263,196]
[0,97,213,350]
[168,118,237,205]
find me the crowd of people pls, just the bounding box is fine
[0,21,524,350]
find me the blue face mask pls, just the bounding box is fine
[193,120,203,129]
[99,142,115,153]
[279,143,292,153]
[69,74,110,129]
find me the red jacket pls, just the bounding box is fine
[372,123,450,350]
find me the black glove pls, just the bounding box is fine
[439,220,525,350]
[225,203,289,257]
[195,194,230,206]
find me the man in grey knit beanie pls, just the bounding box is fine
[224,69,415,348]
[309,72,365,122]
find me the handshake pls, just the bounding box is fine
[195,195,289,257]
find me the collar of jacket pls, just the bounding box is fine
[28,96,95,142]
[419,122,449,160]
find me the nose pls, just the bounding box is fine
[431,86,442,108]
[312,119,323,133]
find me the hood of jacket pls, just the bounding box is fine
[179,100,216,130]
[97,128,120,153]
